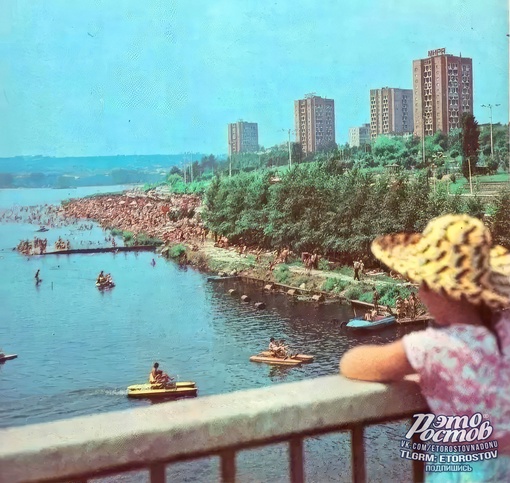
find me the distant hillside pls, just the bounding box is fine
[0,154,207,175]
[0,153,230,188]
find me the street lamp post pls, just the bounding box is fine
[280,129,296,168]
[287,129,292,168]
[227,141,234,177]
[422,115,426,166]
[481,103,500,161]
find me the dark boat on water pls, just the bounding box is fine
[0,352,17,363]
[96,280,115,290]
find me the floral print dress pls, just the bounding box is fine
[402,318,510,482]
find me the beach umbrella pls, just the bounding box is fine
[130,201,137,206]
[107,198,113,202]
[119,201,126,205]
[146,203,153,207]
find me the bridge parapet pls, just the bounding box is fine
[0,375,428,483]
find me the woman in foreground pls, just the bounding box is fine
[340,214,510,482]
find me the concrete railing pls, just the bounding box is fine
[0,375,428,483]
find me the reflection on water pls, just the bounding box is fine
[0,188,422,482]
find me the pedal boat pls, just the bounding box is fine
[249,354,303,366]
[96,281,115,290]
[258,351,314,362]
[127,381,197,399]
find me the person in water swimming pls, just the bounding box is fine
[35,269,41,283]
[149,362,173,386]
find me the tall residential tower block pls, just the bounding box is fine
[294,94,335,155]
[227,121,259,155]
[412,48,473,137]
[370,87,414,140]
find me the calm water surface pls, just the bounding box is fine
[0,187,419,482]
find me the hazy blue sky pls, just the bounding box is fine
[0,0,508,157]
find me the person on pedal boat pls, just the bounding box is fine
[276,339,292,358]
[96,271,105,284]
[149,362,173,386]
[268,337,279,355]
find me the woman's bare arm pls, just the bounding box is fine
[339,340,415,382]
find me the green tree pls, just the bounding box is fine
[169,166,182,177]
[372,136,407,164]
[460,113,480,180]
[490,188,510,249]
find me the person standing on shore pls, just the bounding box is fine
[395,295,404,320]
[340,214,510,481]
[402,296,409,319]
[353,260,361,281]
[408,292,417,320]
[372,286,380,313]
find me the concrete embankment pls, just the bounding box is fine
[167,241,419,309]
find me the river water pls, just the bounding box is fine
[0,186,419,482]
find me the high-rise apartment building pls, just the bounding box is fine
[370,87,414,140]
[227,121,259,155]
[294,94,335,155]
[348,123,371,147]
[412,48,473,137]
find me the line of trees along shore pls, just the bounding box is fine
[202,164,510,265]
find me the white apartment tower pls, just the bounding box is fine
[228,121,259,155]
[370,87,414,140]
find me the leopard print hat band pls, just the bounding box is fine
[371,214,510,309]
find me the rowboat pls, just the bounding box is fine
[0,353,17,363]
[127,381,197,399]
[259,351,314,362]
[249,355,302,366]
[343,315,396,331]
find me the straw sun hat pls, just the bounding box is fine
[371,214,510,309]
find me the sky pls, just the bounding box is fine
[0,0,508,157]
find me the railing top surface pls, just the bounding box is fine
[0,375,427,483]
